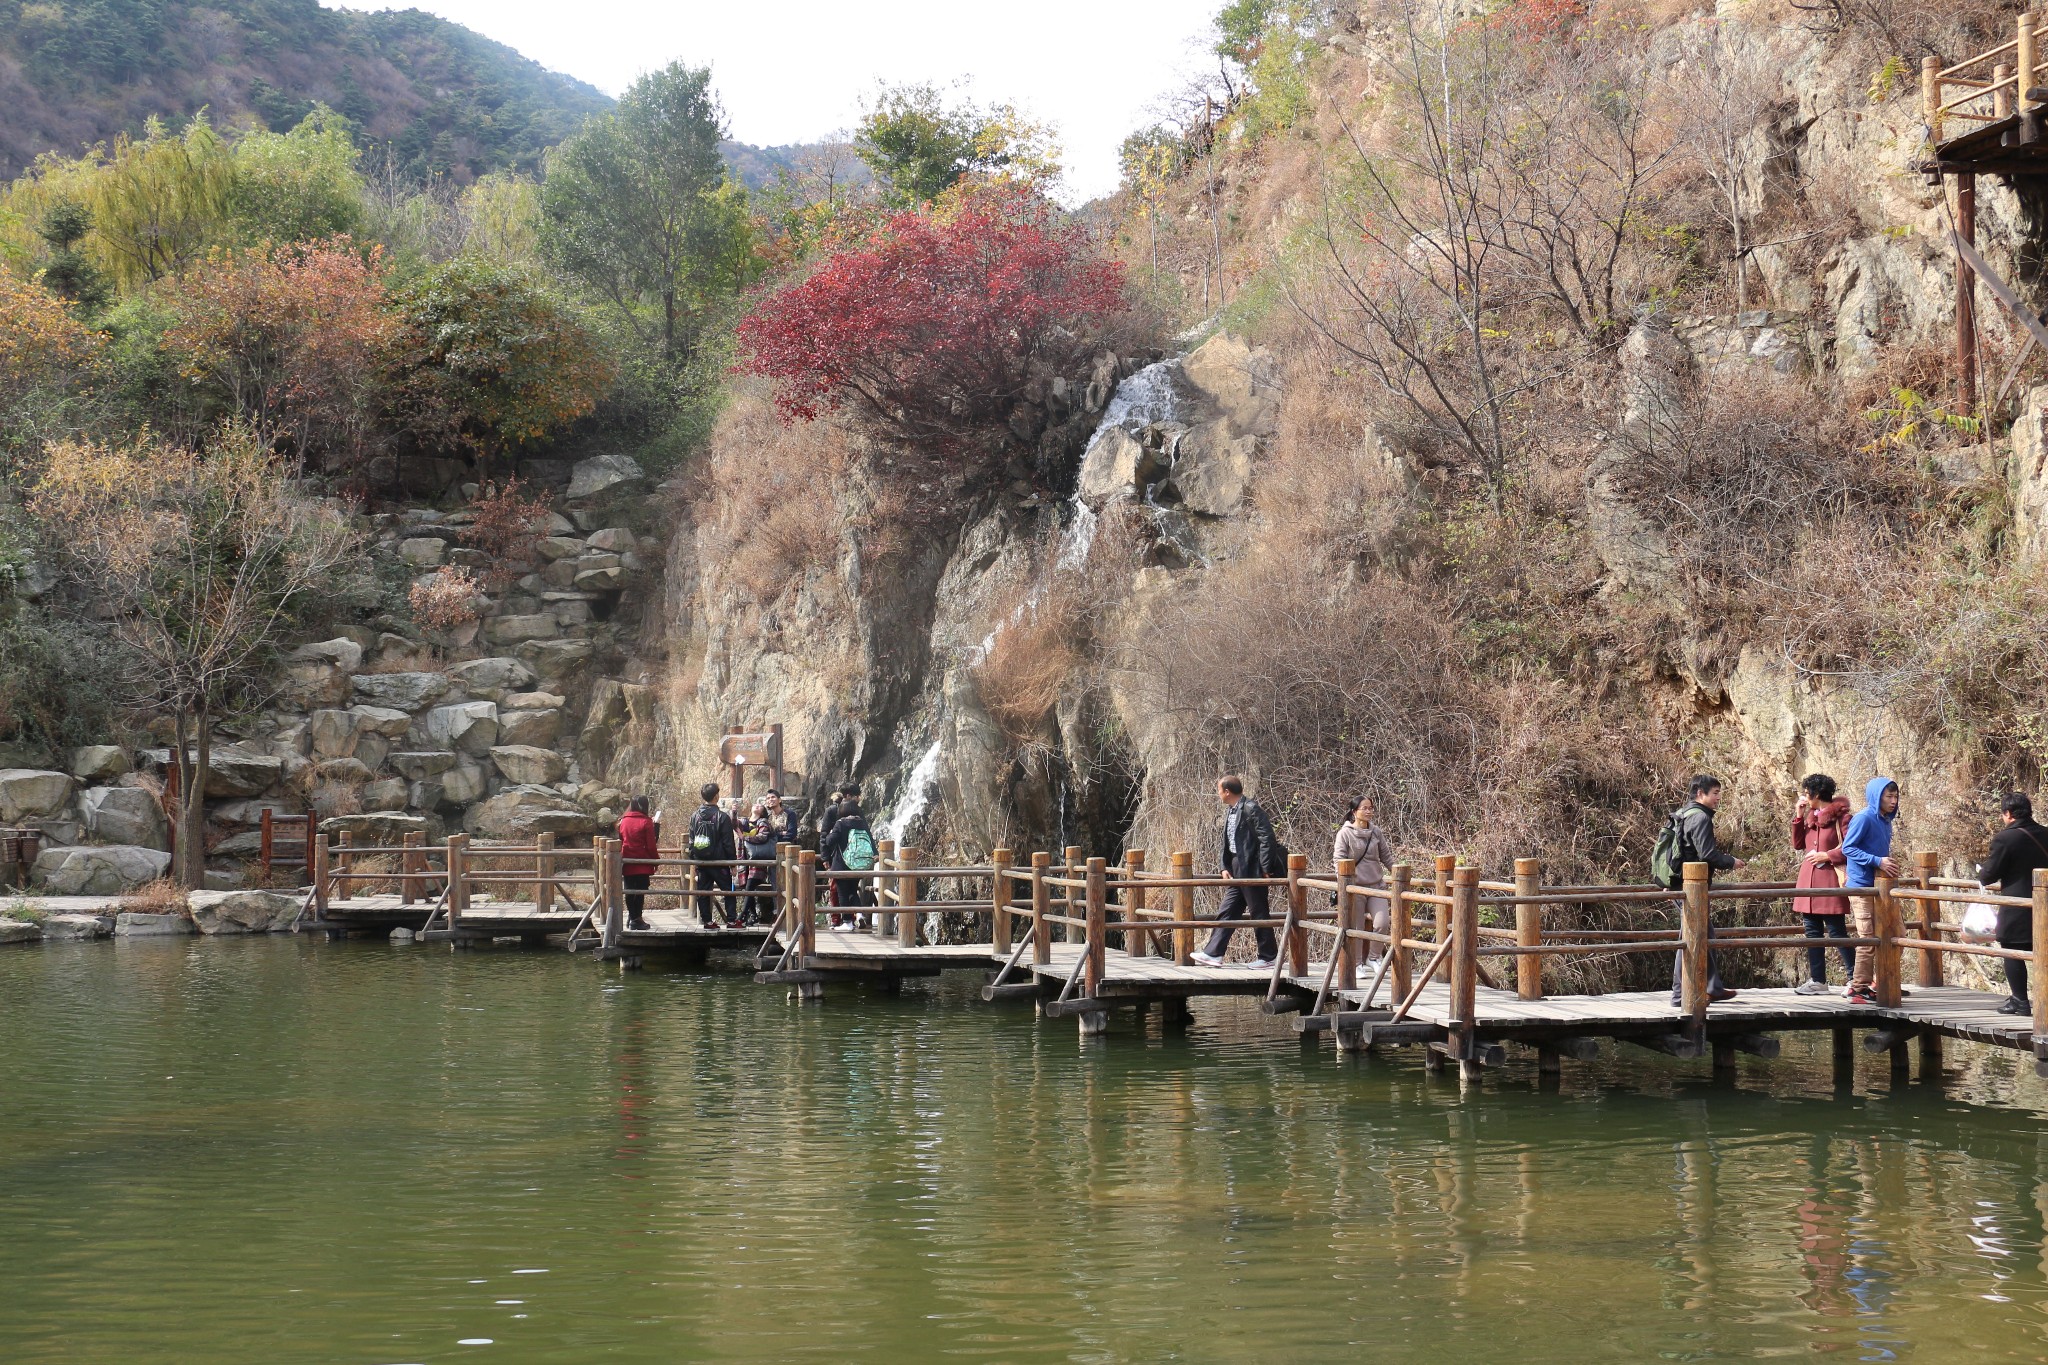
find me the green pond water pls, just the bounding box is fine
[5,938,2048,1363]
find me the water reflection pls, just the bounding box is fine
[4,943,2048,1362]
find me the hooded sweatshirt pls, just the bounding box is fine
[1839,776,1897,889]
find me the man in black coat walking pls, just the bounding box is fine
[1975,792,2048,1014]
[1192,775,1280,968]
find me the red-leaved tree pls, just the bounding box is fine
[736,184,1126,460]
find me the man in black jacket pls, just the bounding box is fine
[1975,792,2048,1014]
[1667,775,1747,1007]
[686,782,738,928]
[1192,775,1280,968]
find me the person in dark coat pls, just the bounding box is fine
[1192,775,1280,968]
[822,797,876,930]
[685,782,737,928]
[1667,775,1747,1007]
[1975,792,2048,1014]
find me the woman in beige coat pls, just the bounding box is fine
[1332,795,1395,963]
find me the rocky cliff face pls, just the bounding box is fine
[628,2,2048,873]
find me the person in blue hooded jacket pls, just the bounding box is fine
[1839,776,1901,1005]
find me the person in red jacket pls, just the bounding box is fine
[1791,773,1852,994]
[618,796,661,932]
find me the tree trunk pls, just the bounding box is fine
[180,705,210,891]
[663,289,677,362]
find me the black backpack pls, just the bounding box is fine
[689,806,728,858]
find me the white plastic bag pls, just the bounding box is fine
[1961,899,2000,940]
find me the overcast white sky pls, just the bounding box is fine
[322,1,1220,200]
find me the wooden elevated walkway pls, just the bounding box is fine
[295,822,2048,1082]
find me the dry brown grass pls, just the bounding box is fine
[118,877,188,916]
[698,384,853,601]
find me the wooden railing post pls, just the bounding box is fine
[1996,61,2016,119]
[400,831,420,906]
[1084,856,1107,998]
[1924,55,1942,138]
[2020,14,2038,111]
[877,838,897,939]
[1388,863,1412,1002]
[1910,849,1942,987]
[2032,869,2048,1041]
[1171,851,1195,965]
[1063,845,1082,947]
[991,846,1013,953]
[798,849,819,958]
[1031,851,1052,966]
[1515,856,1543,1001]
[1334,857,1359,992]
[1125,849,1148,957]
[1449,865,1479,1060]
[1286,852,1309,977]
[897,845,921,948]
[311,832,331,919]
[597,836,621,951]
[336,829,356,900]
[535,831,556,914]
[1681,861,1710,1036]
[1432,854,1455,956]
[606,837,625,946]
[260,807,275,884]
[446,833,469,933]
[1874,873,1904,1008]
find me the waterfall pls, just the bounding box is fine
[881,739,945,843]
[1055,359,1190,574]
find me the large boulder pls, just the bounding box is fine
[319,812,435,845]
[566,452,645,499]
[484,614,558,645]
[0,769,76,821]
[188,888,301,935]
[348,705,415,739]
[1180,332,1279,439]
[0,918,40,945]
[441,760,488,806]
[80,785,166,849]
[361,778,409,811]
[351,672,450,711]
[397,536,447,567]
[1076,427,1167,508]
[585,527,637,552]
[496,706,562,747]
[308,709,362,759]
[490,745,567,786]
[465,787,597,840]
[71,745,130,782]
[445,657,537,699]
[1168,420,1258,518]
[205,748,283,798]
[389,751,459,782]
[41,913,110,940]
[115,911,195,936]
[517,639,594,683]
[420,701,499,757]
[283,638,364,707]
[33,844,171,895]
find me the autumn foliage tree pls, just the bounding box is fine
[736,183,1126,471]
[384,257,613,469]
[163,237,392,469]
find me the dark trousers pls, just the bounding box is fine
[2006,958,2030,1003]
[1670,949,1725,1005]
[1802,913,1854,983]
[693,866,731,926]
[1204,881,1277,960]
[623,873,650,927]
[743,877,773,925]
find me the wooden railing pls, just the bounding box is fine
[1925,13,2045,139]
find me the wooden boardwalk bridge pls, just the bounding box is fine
[294,825,2048,1083]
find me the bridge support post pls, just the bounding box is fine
[447,833,469,938]
[1449,864,1479,1064]
[1125,849,1148,957]
[877,839,897,940]
[1874,875,1904,1008]
[1681,862,1711,1044]
[1084,857,1107,1000]
[535,832,555,915]
[1334,859,1358,993]
[1388,863,1412,1004]
[1171,851,1194,964]
[897,846,920,949]
[1031,852,1052,966]
[2032,870,2048,1042]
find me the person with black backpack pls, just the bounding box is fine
[686,782,738,928]
[823,795,878,931]
[1655,774,1747,1007]
[1193,774,1285,968]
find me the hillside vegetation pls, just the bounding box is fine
[0,0,611,180]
